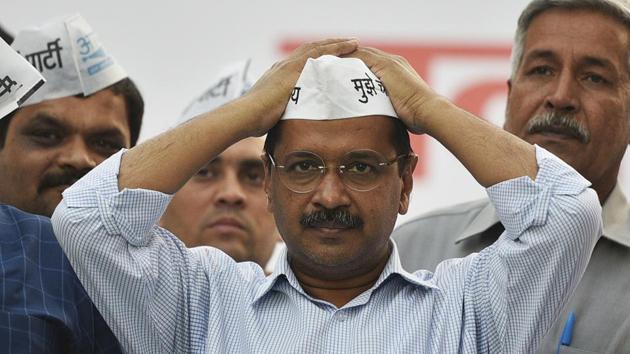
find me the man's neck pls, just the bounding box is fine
[291,245,392,308]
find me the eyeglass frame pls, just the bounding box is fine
[266,149,416,193]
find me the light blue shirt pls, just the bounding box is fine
[52,146,601,353]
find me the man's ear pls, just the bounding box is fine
[262,154,274,212]
[503,79,514,130]
[398,154,418,215]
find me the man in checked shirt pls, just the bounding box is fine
[53,39,601,353]
[0,14,138,353]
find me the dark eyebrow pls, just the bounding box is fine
[23,113,67,130]
[240,159,264,169]
[25,112,128,143]
[523,49,558,64]
[345,151,381,159]
[286,151,319,159]
[581,56,616,72]
[207,156,223,166]
[524,50,616,72]
[87,128,127,141]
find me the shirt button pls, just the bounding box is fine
[334,312,348,322]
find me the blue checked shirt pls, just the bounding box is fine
[0,204,122,353]
[52,146,601,353]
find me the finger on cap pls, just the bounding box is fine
[313,39,358,58]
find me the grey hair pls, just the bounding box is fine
[510,0,630,80]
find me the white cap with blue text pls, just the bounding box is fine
[280,55,398,121]
[178,59,253,124]
[0,38,45,119]
[11,13,127,107]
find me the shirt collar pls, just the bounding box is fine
[601,183,630,247]
[454,201,499,243]
[252,241,441,305]
[453,183,630,248]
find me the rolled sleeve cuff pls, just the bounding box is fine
[62,149,173,247]
[487,145,591,239]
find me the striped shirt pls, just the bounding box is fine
[52,146,601,353]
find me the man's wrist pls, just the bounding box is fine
[407,94,450,135]
[228,92,284,138]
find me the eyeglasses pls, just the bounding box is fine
[267,149,414,193]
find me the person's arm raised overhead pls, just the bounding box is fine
[351,47,601,352]
[350,47,537,186]
[119,38,359,194]
[51,38,358,353]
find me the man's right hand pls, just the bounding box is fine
[348,47,442,135]
[350,46,538,187]
[243,38,359,137]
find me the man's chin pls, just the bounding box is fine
[40,185,70,198]
[35,188,65,216]
[213,244,249,263]
[199,234,249,260]
[291,227,360,262]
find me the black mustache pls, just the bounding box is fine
[300,208,364,229]
[527,111,590,144]
[38,168,91,193]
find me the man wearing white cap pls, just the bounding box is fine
[0,14,143,217]
[160,61,281,271]
[52,39,601,353]
[0,38,123,353]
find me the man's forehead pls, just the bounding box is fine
[12,90,128,131]
[523,8,630,65]
[276,116,397,155]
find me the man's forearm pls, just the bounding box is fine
[472,147,601,352]
[118,96,256,194]
[420,97,537,188]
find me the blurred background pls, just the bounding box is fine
[4,0,628,224]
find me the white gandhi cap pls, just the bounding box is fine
[281,55,398,121]
[178,59,253,125]
[11,13,127,107]
[0,38,45,118]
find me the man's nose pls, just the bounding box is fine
[544,71,580,114]
[310,169,351,210]
[57,137,98,170]
[215,171,246,207]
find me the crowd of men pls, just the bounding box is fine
[0,0,628,353]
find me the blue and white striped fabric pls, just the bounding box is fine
[52,146,602,353]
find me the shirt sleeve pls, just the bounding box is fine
[464,145,602,352]
[51,150,225,353]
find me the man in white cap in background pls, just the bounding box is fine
[393,1,630,352]
[160,60,282,272]
[0,35,123,353]
[53,39,600,353]
[0,13,144,217]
